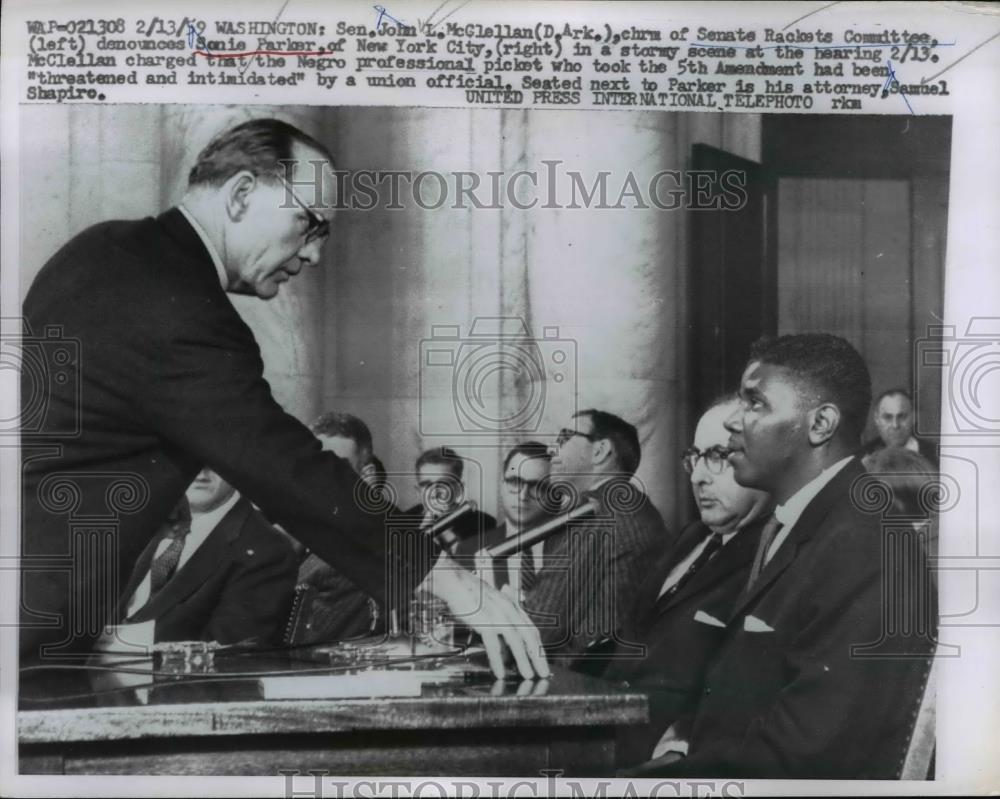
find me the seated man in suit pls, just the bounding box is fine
[863,388,938,465]
[628,334,937,779]
[287,412,386,644]
[528,410,674,659]
[108,467,297,647]
[404,446,496,551]
[453,442,555,599]
[606,395,771,767]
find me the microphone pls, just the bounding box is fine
[486,499,601,560]
[422,500,476,554]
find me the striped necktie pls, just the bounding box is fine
[149,501,192,594]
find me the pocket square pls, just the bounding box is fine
[744,614,775,633]
[693,609,726,628]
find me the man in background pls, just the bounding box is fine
[108,467,297,647]
[527,410,673,658]
[405,447,497,551]
[453,442,555,600]
[608,395,771,767]
[863,388,938,465]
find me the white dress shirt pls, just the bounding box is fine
[766,456,854,566]
[123,491,242,619]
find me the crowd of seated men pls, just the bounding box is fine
[106,332,940,778]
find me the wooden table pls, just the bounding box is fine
[19,644,648,776]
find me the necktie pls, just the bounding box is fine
[519,546,537,595]
[149,501,192,594]
[746,516,783,591]
[657,530,726,607]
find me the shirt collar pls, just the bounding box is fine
[178,204,228,290]
[773,455,854,532]
[905,436,920,453]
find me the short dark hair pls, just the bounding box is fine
[416,446,463,480]
[503,441,552,471]
[874,388,913,409]
[188,118,334,188]
[575,409,641,476]
[309,412,373,453]
[749,333,872,445]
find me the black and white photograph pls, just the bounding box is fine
[2,1,998,795]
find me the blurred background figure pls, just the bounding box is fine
[406,447,496,545]
[863,389,938,466]
[862,445,940,561]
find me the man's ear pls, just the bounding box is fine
[592,437,614,467]
[808,403,840,446]
[224,171,257,222]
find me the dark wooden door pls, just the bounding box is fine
[688,144,776,423]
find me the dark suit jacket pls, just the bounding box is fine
[21,210,427,660]
[116,497,297,646]
[632,459,937,779]
[522,478,674,658]
[607,516,765,766]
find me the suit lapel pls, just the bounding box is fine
[129,498,249,624]
[116,534,164,621]
[728,458,866,621]
[659,517,764,615]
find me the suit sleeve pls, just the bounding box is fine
[524,505,667,654]
[661,526,936,778]
[127,292,430,609]
[203,527,298,646]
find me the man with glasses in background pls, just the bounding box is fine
[453,442,555,600]
[605,395,771,768]
[522,410,673,659]
[21,118,549,681]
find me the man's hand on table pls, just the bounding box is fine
[426,554,550,680]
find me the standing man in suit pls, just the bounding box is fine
[20,118,547,680]
[107,467,296,647]
[628,334,937,779]
[529,410,673,659]
[453,442,555,598]
[404,447,497,551]
[607,395,770,767]
[863,388,939,465]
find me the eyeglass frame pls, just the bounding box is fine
[680,445,733,475]
[275,173,330,245]
[554,428,597,448]
[502,475,547,495]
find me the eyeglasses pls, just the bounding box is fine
[681,445,732,475]
[277,174,330,244]
[503,476,545,495]
[555,428,596,448]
